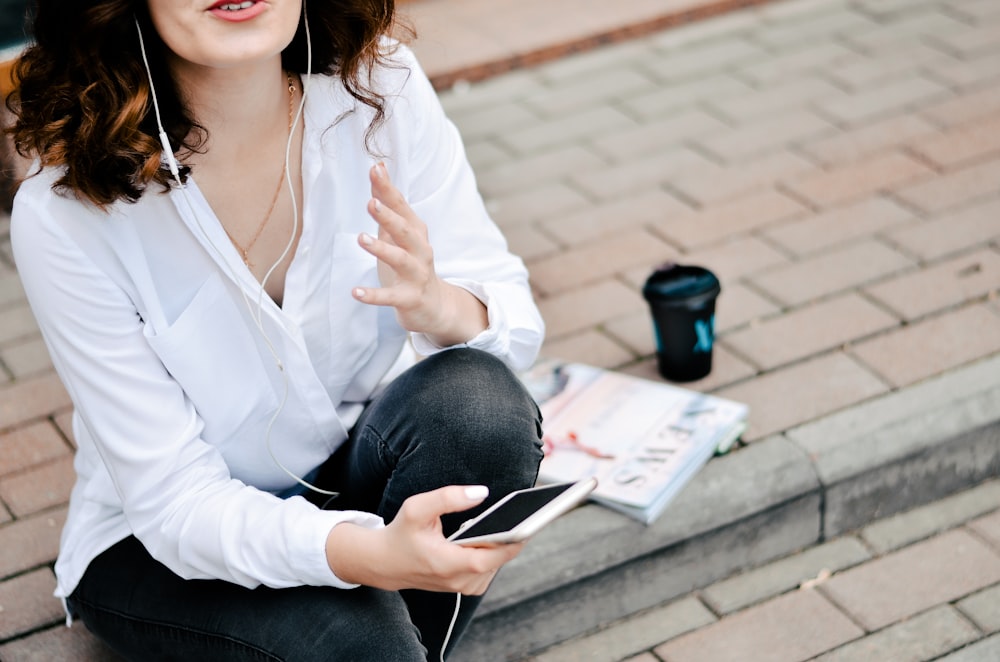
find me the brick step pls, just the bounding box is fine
[453,355,1000,661]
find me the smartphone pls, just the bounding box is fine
[448,477,598,547]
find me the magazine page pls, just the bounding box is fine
[523,361,748,511]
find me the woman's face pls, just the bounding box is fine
[146,0,301,72]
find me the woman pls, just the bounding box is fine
[9,1,545,659]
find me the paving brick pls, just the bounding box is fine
[936,634,1000,662]
[907,113,1000,168]
[532,597,716,662]
[931,19,1000,58]
[0,304,40,346]
[722,294,899,370]
[786,152,933,208]
[0,622,124,662]
[712,283,782,333]
[540,189,692,247]
[0,456,75,518]
[673,150,819,206]
[970,509,1000,550]
[957,583,1000,634]
[620,74,753,122]
[533,39,652,83]
[697,110,835,163]
[0,507,66,578]
[618,339,757,394]
[449,101,541,142]
[571,148,721,202]
[502,224,560,262]
[0,272,24,308]
[478,146,607,198]
[602,311,656,357]
[798,113,941,166]
[750,7,877,49]
[500,106,636,155]
[527,228,676,295]
[653,589,862,662]
[0,421,71,477]
[811,605,979,662]
[763,197,916,256]
[825,44,954,90]
[644,38,765,82]
[621,654,658,662]
[702,537,871,615]
[486,182,591,227]
[851,0,946,19]
[735,42,856,85]
[846,8,968,51]
[821,76,950,126]
[886,196,1000,261]
[0,373,73,433]
[682,236,791,284]
[522,68,657,118]
[658,190,808,251]
[463,139,511,172]
[714,352,888,440]
[536,279,646,339]
[893,156,1000,214]
[708,78,845,124]
[749,240,913,306]
[539,329,635,370]
[851,303,1000,387]
[0,337,54,379]
[649,7,758,50]
[52,411,76,449]
[820,529,1000,631]
[589,109,730,162]
[951,0,1000,20]
[0,568,62,640]
[920,83,1000,127]
[925,49,1000,89]
[864,248,1000,320]
[861,480,1000,554]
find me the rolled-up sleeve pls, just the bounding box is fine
[389,46,545,371]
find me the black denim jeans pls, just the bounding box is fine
[68,348,544,661]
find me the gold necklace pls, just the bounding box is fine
[223,73,296,269]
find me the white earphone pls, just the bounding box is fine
[134,5,337,500]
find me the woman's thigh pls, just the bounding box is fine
[69,536,425,662]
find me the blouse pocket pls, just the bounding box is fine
[143,273,278,442]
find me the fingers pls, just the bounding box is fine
[368,163,426,251]
[399,485,490,525]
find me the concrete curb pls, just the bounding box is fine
[418,0,782,90]
[453,357,1000,661]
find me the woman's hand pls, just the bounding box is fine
[353,163,488,347]
[326,486,523,595]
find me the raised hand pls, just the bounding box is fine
[352,163,488,347]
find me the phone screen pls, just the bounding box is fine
[452,483,575,540]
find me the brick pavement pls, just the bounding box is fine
[2,0,1000,659]
[529,479,1000,662]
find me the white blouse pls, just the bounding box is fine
[11,45,543,602]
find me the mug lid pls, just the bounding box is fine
[642,263,721,303]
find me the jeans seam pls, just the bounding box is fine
[71,595,283,662]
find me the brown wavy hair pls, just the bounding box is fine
[7,1,408,208]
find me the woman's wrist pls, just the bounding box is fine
[326,522,387,588]
[423,282,488,348]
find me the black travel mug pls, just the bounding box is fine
[642,263,721,382]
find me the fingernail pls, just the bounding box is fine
[465,485,489,501]
[372,198,381,212]
[359,232,374,246]
[353,288,366,299]
[378,162,388,179]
